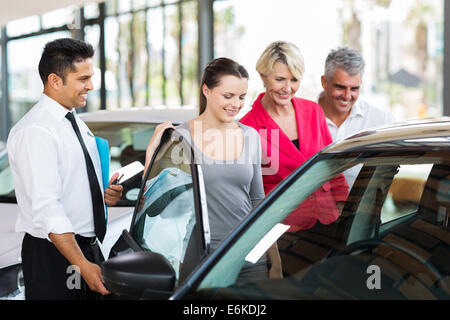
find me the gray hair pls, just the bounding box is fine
[324,47,365,80]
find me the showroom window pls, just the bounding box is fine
[214,0,445,121]
[0,0,199,142]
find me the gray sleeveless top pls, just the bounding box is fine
[177,121,265,250]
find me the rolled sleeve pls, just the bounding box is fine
[44,215,75,239]
[11,126,75,238]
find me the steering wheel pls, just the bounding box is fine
[337,239,446,291]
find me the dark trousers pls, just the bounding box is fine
[21,233,105,300]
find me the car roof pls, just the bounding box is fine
[323,117,450,154]
[78,106,198,124]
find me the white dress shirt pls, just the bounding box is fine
[320,97,394,189]
[7,94,105,240]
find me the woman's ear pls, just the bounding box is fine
[258,72,265,81]
[259,72,267,88]
[202,83,210,98]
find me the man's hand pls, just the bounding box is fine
[49,233,110,296]
[79,260,110,295]
[105,172,123,206]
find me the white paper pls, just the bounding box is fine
[109,161,144,184]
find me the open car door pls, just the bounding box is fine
[102,128,210,299]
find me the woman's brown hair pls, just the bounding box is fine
[199,57,249,115]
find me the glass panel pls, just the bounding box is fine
[8,32,70,128]
[105,17,120,109]
[0,149,14,201]
[163,0,181,5]
[191,151,450,300]
[118,0,133,14]
[7,16,40,37]
[181,0,198,106]
[381,164,433,223]
[147,9,164,106]
[87,122,156,205]
[148,0,163,6]
[84,2,100,19]
[85,24,101,112]
[131,10,149,107]
[116,13,133,108]
[164,4,179,106]
[131,130,196,282]
[133,0,148,10]
[106,0,118,15]
[41,7,73,29]
[214,0,444,120]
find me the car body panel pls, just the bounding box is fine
[324,118,450,154]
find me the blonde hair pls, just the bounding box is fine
[256,41,305,81]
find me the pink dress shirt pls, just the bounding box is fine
[240,93,348,231]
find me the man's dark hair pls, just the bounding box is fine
[38,38,94,85]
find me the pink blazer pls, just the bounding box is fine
[240,93,348,230]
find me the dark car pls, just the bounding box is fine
[102,118,450,300]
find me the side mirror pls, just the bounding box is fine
[102,251,176,299]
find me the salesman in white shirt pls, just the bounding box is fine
[7,38,122,300]
[318,47,394,189]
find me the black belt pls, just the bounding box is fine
[75,234,98,245]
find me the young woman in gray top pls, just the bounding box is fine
[145,57,282,279]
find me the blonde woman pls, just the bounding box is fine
[241,41,348,231]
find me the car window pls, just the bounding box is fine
[130,130,209,285]
[381,164,433,224]
[88,122,156,205]
[188,151,450,300]
[0,150,15,202]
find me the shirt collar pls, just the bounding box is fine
[40,93,76,121]
[349,100,364,118]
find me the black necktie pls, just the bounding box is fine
[66,112,106,243]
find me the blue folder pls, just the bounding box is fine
[95,136,110,223]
